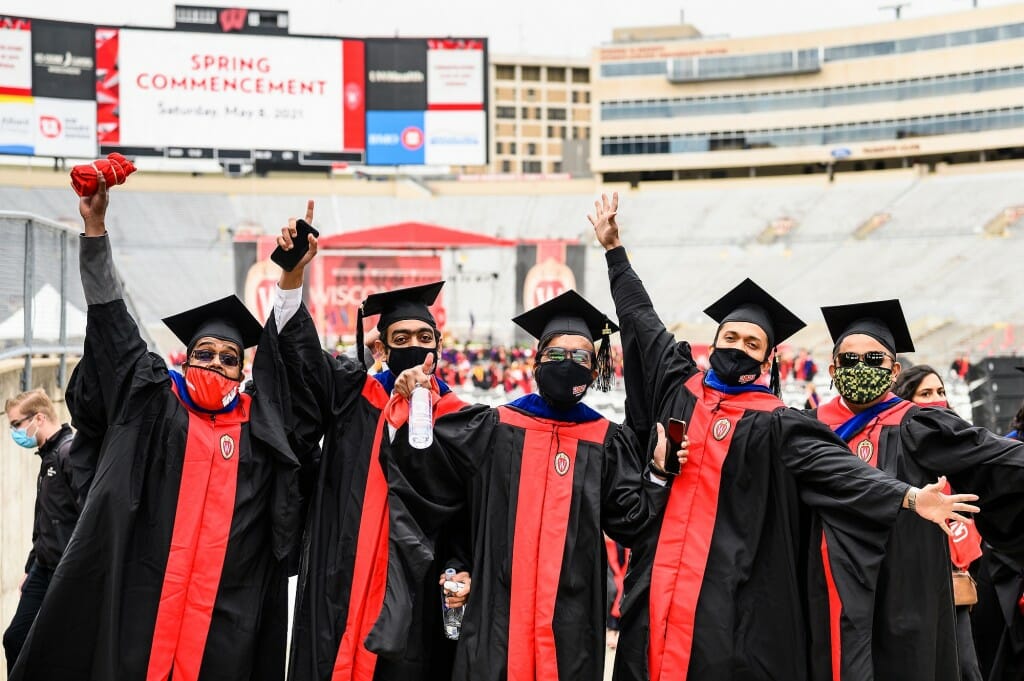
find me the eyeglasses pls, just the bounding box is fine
[835,351,894,369]
[10,413,36,429]
[539,347,594,367]
[191,349,241,367]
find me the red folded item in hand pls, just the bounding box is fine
[70,152,137,197]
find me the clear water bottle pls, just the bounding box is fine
[441,567,465,640]
[409,385,433,449]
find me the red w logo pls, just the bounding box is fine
[219,8,248,32]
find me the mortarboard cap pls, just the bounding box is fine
[356,281,444,365]
[512,289,619,347]
[162,295,263,353]
[363,281,445,335]
[512,290,619,391]
[820,299,915,355]
[703,278,805,350]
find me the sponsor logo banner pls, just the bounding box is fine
[0,98,33,154]
[32,20,95,100]
[33,97,96,157]
[365,39,427,111]
[0,16,32,96]
[424,110,485,166]
[366,110,425,165]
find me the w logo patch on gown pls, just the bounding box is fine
[553,451,571,476]
[220,434,235,460]
[712,418,731,441]
[856,439,873,463]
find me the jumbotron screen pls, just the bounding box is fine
[0,12,488,167]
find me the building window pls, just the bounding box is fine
[552,161,563,173]
[523,160,542,173]
[501,159,512,172]
[525,88,537,101]
[495,64,516,80]
[547,125,566,138]
[547,67,566,82]
[521,106,531,119]
[572,68,590,83]
[527,143,538,155]
[495,141,504,154]
[496,106,516,119]
[509,142,517,154]
[522,66,541,81]
[548,107,567,121]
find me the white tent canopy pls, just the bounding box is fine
[0,284,87,341]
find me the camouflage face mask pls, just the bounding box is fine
[833,364,893,404]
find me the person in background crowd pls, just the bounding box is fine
[893,364,984,681]
[803,381,822,409]
[3,389,80,671]
[969,365,1024,681]
[808,301,1024,681]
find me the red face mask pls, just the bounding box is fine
[184,365,241,411]
[916,400,949,409]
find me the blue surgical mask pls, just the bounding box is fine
[11,426,37,449]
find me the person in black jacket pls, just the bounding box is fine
[3,388,80,670]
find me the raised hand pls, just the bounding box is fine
[909,476,981,536]
[393,353,436,399]
[80,170,109,237]
[277,199,319,289]
[587,192,621,251]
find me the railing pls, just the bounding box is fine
[0,211,150,392]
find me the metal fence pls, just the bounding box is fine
[0,211,150,392]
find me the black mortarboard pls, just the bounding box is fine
[162,295,263,355]
[821,299,915,355]
[703,278,806,350]
[513,290,619,391]
[356,281,444,364]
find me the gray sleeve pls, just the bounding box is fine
[343,342,375,370]
[79,234,123,305]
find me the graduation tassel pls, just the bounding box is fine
[355,304,366,367]
[769,349,782,397]
[595,323,615,392]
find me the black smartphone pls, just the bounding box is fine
[664,418,687,476]
[270,218,319,272]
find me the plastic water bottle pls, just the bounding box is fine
[409,385,433,449]
[441,567,465,640]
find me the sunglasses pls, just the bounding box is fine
[191,349,241,368]
[10,413,36,429]
[835,351,894,369]
[539,347,594,367]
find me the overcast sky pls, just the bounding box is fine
[4,0,1020,56]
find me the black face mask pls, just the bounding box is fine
[709,347,765,386]
[386,345,437,377]
[534,360,594,410]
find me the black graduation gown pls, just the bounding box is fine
[10,299,301,681]
[972,543,1024,681]
[382,397,670,681]
[604,246,914,681]
[264,304,465,681]
[810,396,1024,681]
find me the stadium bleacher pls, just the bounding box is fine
[1,162,1021,365]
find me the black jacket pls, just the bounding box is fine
[27,423,81,571]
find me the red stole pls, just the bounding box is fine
[332,378,464,681]
[647,373,783,681]
[815,393,913,681]
[146,389,250,681]
[499,406,611,681]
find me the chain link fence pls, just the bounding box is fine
[0,211,150,391]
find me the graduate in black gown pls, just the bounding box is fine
[381,290,676,681]
[267,204,467,681]
[11,173,302,681]
[809,301,1024,681]
[587,192,979,681]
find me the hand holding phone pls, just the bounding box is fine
[271,218,319,272]
[664,418,687,476]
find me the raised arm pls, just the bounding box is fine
[265,200,369,454]
[67,173,166,436]
[590,192,698,436]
